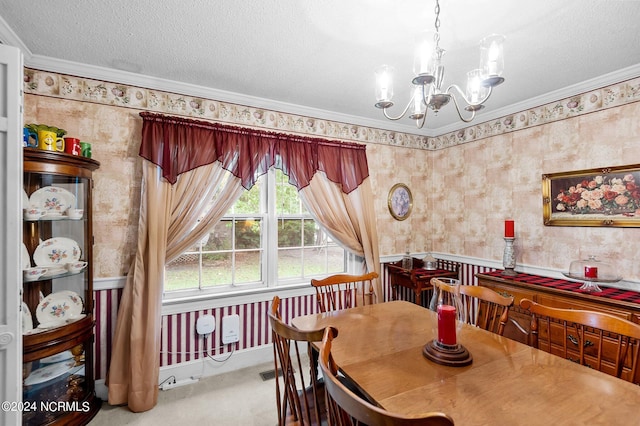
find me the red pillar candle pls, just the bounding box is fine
[585,266,598,278]
[504,220,515,238]
[437,305,457,346]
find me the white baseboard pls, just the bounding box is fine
[96,345,272,401]
[157,344,272,388]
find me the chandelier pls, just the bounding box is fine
[374,0,505,128]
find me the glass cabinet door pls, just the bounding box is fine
[22,148,101,425]
[23,172,90,323]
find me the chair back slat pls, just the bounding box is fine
[457,284,514,336]
[311,272,379,313]
[520,298,640,384]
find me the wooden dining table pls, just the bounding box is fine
[291,300,640,425]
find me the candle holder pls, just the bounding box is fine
[423,278,473,367]
[502,237,517,276]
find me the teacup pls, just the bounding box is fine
[65,261,88,274]
[67,208,84,220]
[24,207,46,221]
[24,267,48,282]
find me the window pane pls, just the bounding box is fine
[165,253,200,292]
[201,252,232,286]
[232,180,261,213]
[278,247,302,279]
[235,218,262,249]
[209,221,232,250]
[278,219,302,248]
[303,219,321,247]
[233,250,262,283]
[326,245,347,274]
[275,169,307,214]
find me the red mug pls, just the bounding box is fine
[64,137,81,156]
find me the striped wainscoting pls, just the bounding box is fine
[158,294,318,367]
[93,287,124,381]
[92,260,497,380]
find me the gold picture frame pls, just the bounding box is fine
[542,164,640,227]
[388,183,413,221]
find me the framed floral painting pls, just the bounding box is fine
[542,164,640,227]
[388,183,413,221]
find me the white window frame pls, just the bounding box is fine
[163,168,352,304]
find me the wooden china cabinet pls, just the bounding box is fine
[21,148,100,425]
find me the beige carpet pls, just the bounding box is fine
[89,362,278,425]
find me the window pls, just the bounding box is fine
[164,168,346,297]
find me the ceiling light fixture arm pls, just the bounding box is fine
[445,83,493,122]
[381,97,415,121]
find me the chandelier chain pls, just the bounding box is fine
[433,0,441,51]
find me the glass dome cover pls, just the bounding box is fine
[563,255,622,292]
[423,252,438,270]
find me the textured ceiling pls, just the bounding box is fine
[1,0,640,136]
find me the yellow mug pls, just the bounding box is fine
[37,130,65,152]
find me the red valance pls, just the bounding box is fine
[139,112,369,193]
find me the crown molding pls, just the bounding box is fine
[0,15,31,61]
[434,63,640,136]
[24,52,422,134]
[24,51,640,139]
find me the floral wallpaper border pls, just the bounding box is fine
[23,68,640,150]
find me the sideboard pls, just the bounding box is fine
[476,271,640,383]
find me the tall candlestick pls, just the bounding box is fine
[504,220,514,238]
[502,237,517,276]
[437,305,457,346]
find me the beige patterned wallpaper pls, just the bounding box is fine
[23,69,640,282]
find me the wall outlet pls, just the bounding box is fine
[222,314,240,344]
[196,314,215,335]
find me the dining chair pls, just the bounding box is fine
[319,327,455,426]
[268,296,327,425]
[458,284,514,336]
[520,298,640,384]
[311,272,379,313]
[430,279,514,336]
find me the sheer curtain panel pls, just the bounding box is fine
[107,112,380,411]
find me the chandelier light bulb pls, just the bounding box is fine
[465,69,489,111]
[375,65,394,108]
[413,31,437,85]
[410,85,426,120]
[480,34,505,87]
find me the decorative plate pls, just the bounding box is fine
[24,360,80,386]
[388,183,413,221]
[33,237,81,267]
[29,186,77,216]
[35,290,83,326]
[22,302,33,333]
[22,243,31,269]
[23,189,30,207]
